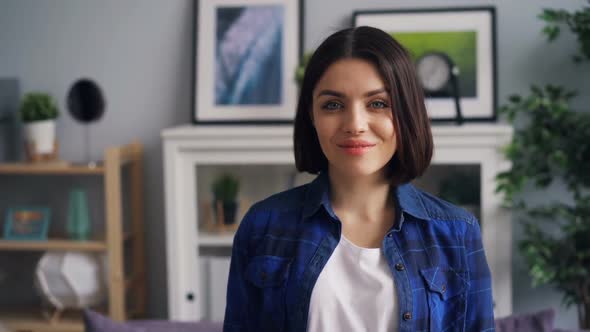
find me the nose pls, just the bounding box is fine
[342,102,368,135]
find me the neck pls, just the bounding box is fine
[327,166,394,223]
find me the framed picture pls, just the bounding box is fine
[4,207,50,240]
[193,0,303,124]
[353,7,497,122]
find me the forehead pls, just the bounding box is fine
[314,58,387,96]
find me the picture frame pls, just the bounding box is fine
[3,206,51,240]
[193,0,303,124]
[353,7,497,122]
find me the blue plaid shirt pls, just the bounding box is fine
[224,172,495,331]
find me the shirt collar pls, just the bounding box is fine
[302,171,430,223]
[302,171,337,220]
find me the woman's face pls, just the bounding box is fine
[312,58,397,178]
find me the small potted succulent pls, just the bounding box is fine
[211,173,240,225]
[19,92,60,161]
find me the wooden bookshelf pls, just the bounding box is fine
[0,141,147,331]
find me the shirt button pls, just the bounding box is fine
[387,233,393,237]
[441,284,447,293]
[395,263,405,271]
[403,312,412,321]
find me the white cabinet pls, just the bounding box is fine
[162,124,513,321]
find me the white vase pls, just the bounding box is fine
[24,119,56,154]
[34,251,107,309]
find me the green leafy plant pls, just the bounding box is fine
[211,173,240,203]
[539,4,590,63]
[19,92,59,123]
[496,3,590,329]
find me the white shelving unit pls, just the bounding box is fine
[199,233,234,247]
[162,124,513,321]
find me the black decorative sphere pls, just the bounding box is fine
[66,79,105,123]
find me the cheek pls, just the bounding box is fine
[311,111,333,141]
[377,119,396,145]
[314,122,333,149]
[312,120,340,158]
[379,123,397,159]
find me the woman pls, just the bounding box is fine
[224,26,495,332]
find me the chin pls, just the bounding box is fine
[329,160,387,179]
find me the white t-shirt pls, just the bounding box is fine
[306,235,398,332]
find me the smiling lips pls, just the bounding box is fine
[336,140,376,156]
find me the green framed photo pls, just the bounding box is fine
[4,206,51,240]
[353,7,497,122]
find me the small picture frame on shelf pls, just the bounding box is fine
[3,206,50,240]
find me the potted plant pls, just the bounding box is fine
[211,173,240,225]
[19,92,60,161]
[495,4,590,328]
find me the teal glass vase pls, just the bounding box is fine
[67,189,91,240]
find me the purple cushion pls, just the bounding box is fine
[83,310,145,332]
[83,310,223,332]
[495,307,555,332]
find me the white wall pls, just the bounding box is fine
[0,0,588,328]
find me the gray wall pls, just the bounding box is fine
[0,0,588,329]
[0,0,193,320]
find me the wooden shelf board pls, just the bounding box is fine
[0,161,104,175]
[0,239,107,252]
[0,309,83,332]
[0,231,136,252]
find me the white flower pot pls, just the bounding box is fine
[24,119,56,154]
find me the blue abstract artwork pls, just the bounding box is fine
[215,6,283,105]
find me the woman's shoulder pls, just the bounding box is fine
[233,183,312,245]
[249,183,310,214]
[408,184,478,225]
[238,182,312,231]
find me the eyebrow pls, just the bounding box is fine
[316,88,388,98]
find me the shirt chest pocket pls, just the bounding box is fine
[419,267,468,332]
[245,256,291,332]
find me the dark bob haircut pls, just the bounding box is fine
[293,26,433,186]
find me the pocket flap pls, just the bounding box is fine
[419,267,467,301]
[245,256,291,288]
